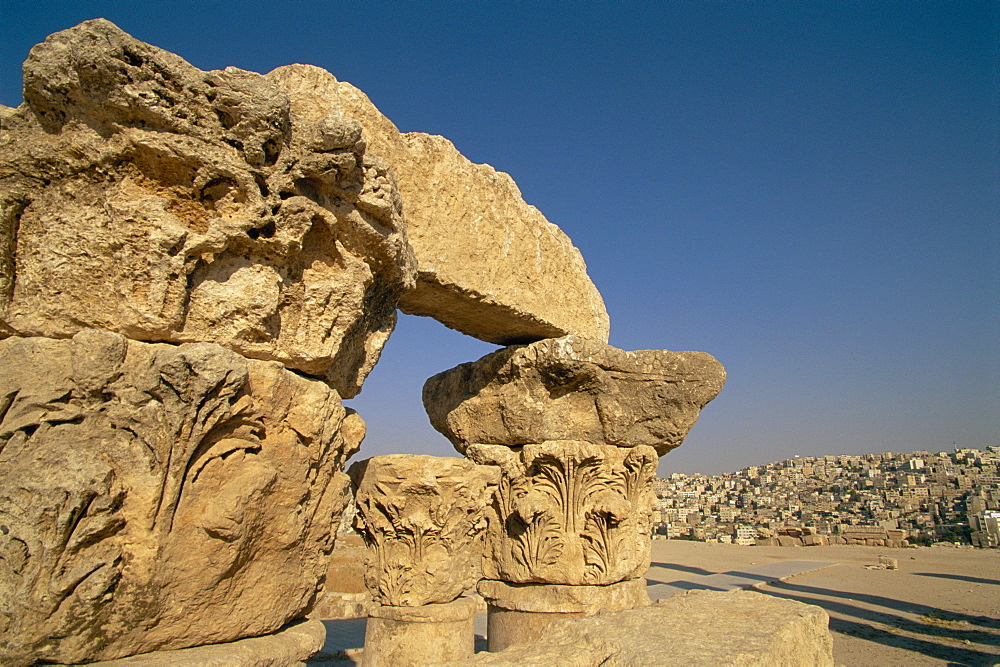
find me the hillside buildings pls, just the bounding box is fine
[653,446,1000,548]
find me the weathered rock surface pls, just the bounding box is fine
[0,332,360,664]
[468,442,657,586]
[450,590,834,666]
[426,336,726,456]
[0,19,415,397]
[265,64,609,345]
[348,455,498,607]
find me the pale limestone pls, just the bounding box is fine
[479,578,650,652]
[0,332,358,664]
[363,597,477,666]
[0,19,415,398]
[348,455,498,607]
[425,335,726,456]
[477,578,650,615]
[450,590,834,666]
[467,442,657,586]
[266,64,609,345]
[91,619,326,666]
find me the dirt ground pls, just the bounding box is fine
[650,540,1000,666]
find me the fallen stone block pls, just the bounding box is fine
[89,619,326,666]
[0,333,359,663]
[450,589,834,666]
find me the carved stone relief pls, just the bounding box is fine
[467,441,657,586]
[347,455,499,607]
[0,331,360,664]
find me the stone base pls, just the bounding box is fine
[452,590,834,666]
[91,618,326,666]
[363,596,477,666]
[478,578,649,652]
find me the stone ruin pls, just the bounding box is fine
[0,20,832,666]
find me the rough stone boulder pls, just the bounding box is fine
[265,64,609,345]
[0,19,415,398]
[451,590,834,666]
[0,332,362,664]
[424,335,726,456]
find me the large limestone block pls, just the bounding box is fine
[0,332,362,664]
[450,590,834,666]
[425,336,726,456]
[266,64,609,345]
[347,455,498,607]
[0,20,415,397]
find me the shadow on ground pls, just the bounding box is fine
[757,581,1000,666]
[914,572,1000,587]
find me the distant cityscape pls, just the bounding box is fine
[653,446,1000,548]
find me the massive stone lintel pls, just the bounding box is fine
[467,442,657,586]
[425,336,726,456]
[0,332,360,664]
[265,64,610,345]
[347,455,498,607]
[0,19,416,398]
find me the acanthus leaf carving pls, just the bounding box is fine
[468,441,657,586]
[348,455,498,607]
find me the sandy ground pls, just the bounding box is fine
[650,540,1000,666]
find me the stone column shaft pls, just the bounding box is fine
[348,455,497,665]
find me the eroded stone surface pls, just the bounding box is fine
[467,442,656,586]
[265,64,609,345]
[450,590,834,666]
[0,332,359,664]
[426,336,726,456]
[0,19,415,397]
[348,455,498,607]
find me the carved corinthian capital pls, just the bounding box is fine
[467,441,657,586]
[347,455,499,607]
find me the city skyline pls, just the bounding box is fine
[3,2,997,475]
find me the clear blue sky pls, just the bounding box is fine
[2,1,997,474]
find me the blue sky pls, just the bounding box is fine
[2,1,997,474]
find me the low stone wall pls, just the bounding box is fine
[449,589,834,666]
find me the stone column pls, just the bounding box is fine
[469,441,658,650]
[423,335,726,651]
[348,455,498,666]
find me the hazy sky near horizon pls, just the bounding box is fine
[2,1,997,475]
